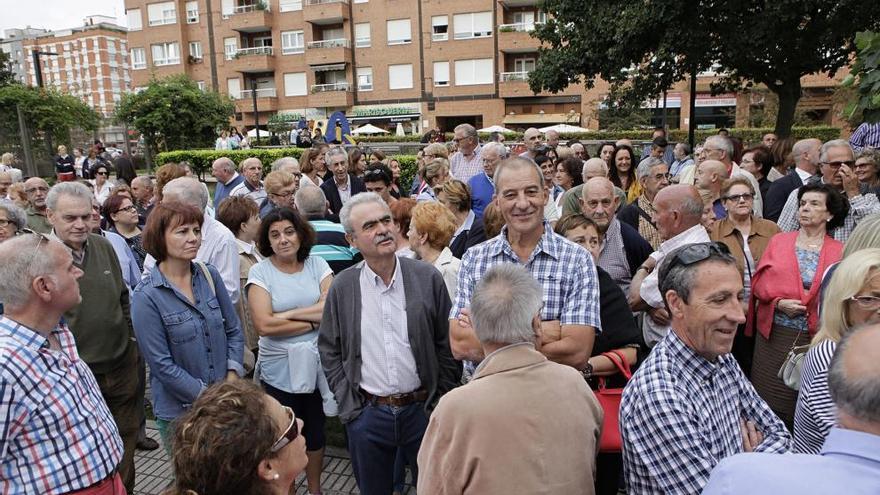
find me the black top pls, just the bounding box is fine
[763,170,805,221]
[319,174,367,216]
[55,154,75,174]
[449,216,487,259]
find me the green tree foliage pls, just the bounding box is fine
[530,0,880,138]
[0,83,100,149]
[114,74,234,154]
[843,31,880,123]
[0,50,16,87]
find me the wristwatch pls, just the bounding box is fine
[581,361,594,380]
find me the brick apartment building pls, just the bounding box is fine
[123,0,847,134]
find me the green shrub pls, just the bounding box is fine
[156,148,304,176]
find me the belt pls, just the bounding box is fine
[361,388,428,407]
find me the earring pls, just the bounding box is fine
[273,473,280,480]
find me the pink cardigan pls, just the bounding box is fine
[746,231,842,339]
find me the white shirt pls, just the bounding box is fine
[229,180,267,206]
[640,224,711,346]
[358,257,421,396]
[795,166,814,184]
[142,214,241,303]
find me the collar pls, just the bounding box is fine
[482,171,495,185]
[716,216,778,239]
[601,217,622,252]
[795,166,815,183]
[638,194,657,213]
[453,209,476,238]
[658,224,710,254]
[26,205,47,217]
[434,246,456,266]
[235,238,259,256]
[0,315,53,351]
[148,260,200,289]
[245,179,264,192]
[462,144,482,159]
[362,255,401,290]
[49,230,89,261]
[664,329,725,382]
[473,342,545,379]
[334,174,350,188]
[821,428,880,464]
[492,221,561,262]
[224,172,240,186]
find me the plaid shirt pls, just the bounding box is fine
[776,180,880,242]
[450,145,484,184]
[1,316,123,494]
[620,330,791,494]
[636,195,663,249]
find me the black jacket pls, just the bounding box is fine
[449,216,487,259]
[320,174,367,216]
[764,170,807,222]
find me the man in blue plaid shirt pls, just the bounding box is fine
[620,242,791,494]
[449,156,601,375]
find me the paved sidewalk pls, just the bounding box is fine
[134,421,415,495]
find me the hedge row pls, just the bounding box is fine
[155,148,420,191]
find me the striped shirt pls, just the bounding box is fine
[1,316,123,494]
[776,180,880,242]
[309,219,360,274]
[450,145,484,183]
[849,122,880,152]
[793,339,837,454]
[620,330,791,494]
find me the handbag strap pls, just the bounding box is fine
[196,261,216,297]
[601,349,632,380]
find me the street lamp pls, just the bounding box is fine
[31,49,59,161]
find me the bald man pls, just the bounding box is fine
[560,158,627,217]
[628,185,710,346]
[694,160,730,220]
[520,128,544,160]
[680,135,764,217]
[581,177,652,293]
[24,177,52,233]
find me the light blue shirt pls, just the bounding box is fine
[102,230,140,290]
[703,428,880,495]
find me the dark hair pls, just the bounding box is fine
[363,162,392,186]
[169,380,278,495]
[771,137,795,169]
[390,198,416,238]
[609,145,637,190]
[101,194,132,229]
[256,207,315,261]
[745,145,774,179]
[797,183,850,233]
[554,214,599,237]
[534,154,552,168]
[216,196,260,237]
[349,148,365,173]
[557,157,584,188]
[658,242,737,310]
[599,142,616,154]
[142,201,205,262]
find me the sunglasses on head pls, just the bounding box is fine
[270,406,299,453]
[666,242,731,271]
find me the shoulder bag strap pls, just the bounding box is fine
[196,261,216,297]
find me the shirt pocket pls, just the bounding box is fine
[162,310,198,344]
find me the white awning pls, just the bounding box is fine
[311,63,347,72]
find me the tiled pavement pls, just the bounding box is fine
[134,421,415,495]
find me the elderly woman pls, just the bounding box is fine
[102,194,147,271]
[90,163,114,206]
[131,201,244,450]
[299,147,326,188]
[854,148,880,193]
[609,145,641,204]
[747,183,848,428]
[216,196,263,365]
[349,148,367,178]
[437,179,486,258]
[0,200,27,243]
[740,145,774,202]
[409,201,461,295]
[414,143,450,196]
[168,380,309,495]
[416,158,450,202]
[793,248,880,454]
[246,208,335,495]
[261,170,297,218]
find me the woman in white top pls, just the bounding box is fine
[299,147,326,188]
[90,163,114,206]
[215,130,232,150]
[409,201,461,296]
[415,158,449,202]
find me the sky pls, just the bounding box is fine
[0,0,127,36]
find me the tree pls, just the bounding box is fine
[0,83,100,150]
[842,31,880,123]
[0,50,15,87]
[114,74,234,157]
[530,0,880,137]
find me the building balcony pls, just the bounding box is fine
[498,23,541,53]
[303,0,350,25]
[231,4,273,33]
[499,71,535,98]
[227,47,276,73]
[305,38,352,65]
[309,82,354,107]
[235,88,279,112]
[498,0,540,8]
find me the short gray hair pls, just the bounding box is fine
[212,157,235,174]
[820,139,853,163]
[271,156,300,172]
[294,185,327,219]
[471,263,543,345]
[454,123,477,139]
[0,200,28,231]
[132,175,154,191]
[481,141,509,159]
[0,234,60,310]
[163,177,209,212]
[338,192,389,234]
[636,156,666,180]
[325,146,348,164]
[828,322,880,424]
[705,135,734,158]
[46,181,92,211]
[658,242,737,311]
[494,156,544,190]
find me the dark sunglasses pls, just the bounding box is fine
[270,406,300,452]
[666,242,731,271]
[95,171,108,176]
[823,160,855,169]
[722,193,754,203]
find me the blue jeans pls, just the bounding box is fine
[345,401,428,495]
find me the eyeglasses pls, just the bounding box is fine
[652,173,672,181]
[722,193,754,203]
[95,171,108,176]
[270,406,300,452]
[665,242,731,272]
[20,230,51,272]
[0,219,13,228]
[822,160,855,169]
[853,162,875,170]
[270,190,295,199]
[116,205,138,214]
[849,295,880,311]
[25,186,49,194]
[0,181,12,187]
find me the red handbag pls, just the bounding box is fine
[594,349,632,453]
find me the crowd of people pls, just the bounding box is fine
[2,122,880,495]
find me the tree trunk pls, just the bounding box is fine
[773,79,802,138]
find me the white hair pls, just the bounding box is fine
[338,192,389,234]
[471,263,543,345]
[325,146,348,164]
[271,156,300,172]
[0,234,60,310]
[481,141,509,159]
[163,177,209,212]
[820,139,853,163]
[294,185,327,218]
[637,157,666,180]
[46,181,92,211]
[704,135,733,158]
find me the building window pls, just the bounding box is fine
[388,64,413,90]
[455,58,493,86]
[279,0,303,11]
[189,41,202,60]
[513,57,535,73]
[431,16,448,41]
[147,1,177,26]
[197,81,206,91]
[281,30,304,55]
[357,67,373,91]
[224,37,238,60]
[453,12,492,40]
[433,61,449,87]
[355,23,371,48]
[386,19,411,45]
[283,72,307,97]
[227,78,241,99]
[126,9,143,31]
[130,48,146,70]
[151,42,180,66]
[186,1,199,23]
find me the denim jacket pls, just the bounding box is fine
[131,262,244,420]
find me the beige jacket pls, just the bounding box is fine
[417,343,603,495]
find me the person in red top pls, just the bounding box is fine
[747,183,848,429]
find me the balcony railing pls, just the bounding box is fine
[500,71,529,82]
[307,38,350,49]
[306,0,348,4]
[235,46,274,57]
[238,88,277,99]
[498,21,543,32]
[311,82,350,92]
[234,2,270,13]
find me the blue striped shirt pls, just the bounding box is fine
[1,316,123,494]
[793,339,837,454]
[849,122,880,152]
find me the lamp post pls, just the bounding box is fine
[32,49,59,162]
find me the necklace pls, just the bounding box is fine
[798,232,823,249]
